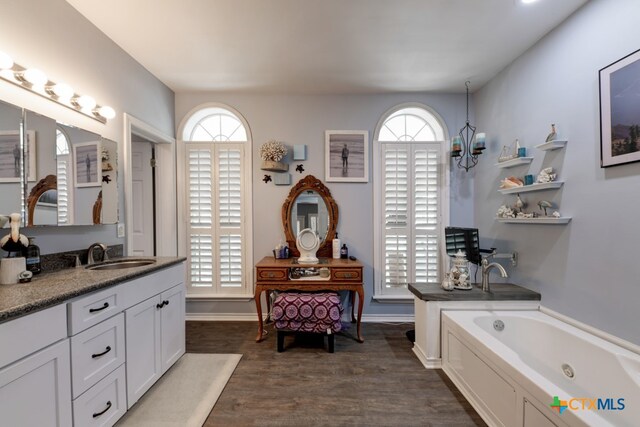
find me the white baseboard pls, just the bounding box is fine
[186,313,415,323]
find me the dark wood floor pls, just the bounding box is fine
[186,321,485,427]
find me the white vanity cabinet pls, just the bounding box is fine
[0,304,72,427]
[125,273,185,408]
[0,260,185,427]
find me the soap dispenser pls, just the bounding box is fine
[23,237,41,275]
[332,232,341,259]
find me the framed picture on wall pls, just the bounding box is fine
[325,130,369,182]
[0,130,36,182]
[74,141,100,187]
[599,48,640,167]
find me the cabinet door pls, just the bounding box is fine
[160,284,186,373]
[125,295,161,408]
[0,339,72,427]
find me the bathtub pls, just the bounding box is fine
[441,310,639,427]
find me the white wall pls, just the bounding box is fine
[0,0,174,254]
[474,0,640,345]
[176,92,475,317]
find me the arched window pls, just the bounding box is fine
[373,104,448,300]
[179,104,253,297]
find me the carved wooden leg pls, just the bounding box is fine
[350,291,356,323]
[355,286,364,343]
[255,286,265,342]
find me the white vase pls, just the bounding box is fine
[0,257,27,285]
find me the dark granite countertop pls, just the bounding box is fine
[408,282,541,302]
[0,256,186,324]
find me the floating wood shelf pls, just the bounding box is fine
[495,157,534,168]
[498,181,564,195]
[535,140,568,151]
[495,217,572,224]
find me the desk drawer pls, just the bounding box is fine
[257,268,288,281]
[332,269,361,281]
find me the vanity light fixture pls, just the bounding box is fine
[0,49,115,124]
[0,51,14,70]
[451,81,484,172]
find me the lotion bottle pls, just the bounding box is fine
[332,232,341,259]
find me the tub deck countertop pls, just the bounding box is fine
[0,256,186,324]
[408,282,541,302]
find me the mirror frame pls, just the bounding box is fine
[27,174,57,226]
[282,175,339,258]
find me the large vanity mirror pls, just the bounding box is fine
[0,99,24,217]
[282,175,338,258]
[13,108,118,227]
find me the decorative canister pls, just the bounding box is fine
[0,257,27,285]
[450,250,471,289]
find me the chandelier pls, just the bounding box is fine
[451,81,485,171]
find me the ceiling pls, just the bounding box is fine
[66,0,587,94]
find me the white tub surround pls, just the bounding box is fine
[409,283,540,369]
[442,310,639,427]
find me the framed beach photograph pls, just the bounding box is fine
[325,130,369,182]
[0,130,36,182]
[600,48,640,167]
[74,141,100,187]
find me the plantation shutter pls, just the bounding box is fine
[186,143,246,294]
[413,147,440,283]
[383,144,409,290]
[217,146,243,289]
[56,155,70,224]
[381,143,441,294]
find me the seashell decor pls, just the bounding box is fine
[499,176,524,189]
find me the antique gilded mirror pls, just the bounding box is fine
[282,175,338,258]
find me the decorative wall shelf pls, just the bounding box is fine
[535,140,568,151]
[495,217,572,224]
[495,157,534,168]
[498,181,564,195]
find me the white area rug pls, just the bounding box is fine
[117,353,242,427]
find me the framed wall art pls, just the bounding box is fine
[600,48,640,167]
[0,130,36,182]
[74,141,100,187]
[325,130,368,182]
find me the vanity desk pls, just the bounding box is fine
[254,256,364,343]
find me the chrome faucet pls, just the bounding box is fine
[481,257,508,292]
[87,243,109,265]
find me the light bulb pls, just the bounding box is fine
[23,68,48,87]
[75,94,96,110]
[0,51,13,70]
[97,105,115,120]
[52,83,74,100]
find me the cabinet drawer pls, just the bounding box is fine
[257,268,288,281]
[73,363,126,427]
[68,285,124,335]
[71,313,125,398]
[331,269,362,281]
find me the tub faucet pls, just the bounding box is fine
[87,242,109,265]
[481,258,508,292]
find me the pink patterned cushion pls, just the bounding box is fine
[273,292,343,334]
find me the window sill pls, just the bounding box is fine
[371,294,414,303]
[186,293,255,302]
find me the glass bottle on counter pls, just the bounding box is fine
[23,237,42,274]
[340,243,348,259]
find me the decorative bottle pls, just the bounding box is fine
[340,244,348,259]
[332,233,341,259]
[23,237,41,275]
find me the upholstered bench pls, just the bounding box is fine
[272,292,343,353]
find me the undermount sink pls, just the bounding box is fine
[85,259,156,271]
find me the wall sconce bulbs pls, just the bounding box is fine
[47,83,74,100]
[0,51,13,70]
[22,68,48,87]
[0,48,114,123]
[74,94,97,110]
[96,105,116,120]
